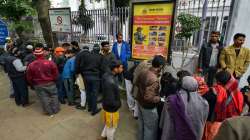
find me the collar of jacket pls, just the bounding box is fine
[149,67,159,76]
[100,50,112,55]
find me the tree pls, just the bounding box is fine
[75,0,94,37]
[114,0,130,7]
[0,0,36,46]
[173,13,201,71]
[0,0,34,21]
[32,0,58,48]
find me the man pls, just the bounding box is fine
[4,47,29,106]
[98,60,123,140]
[198,31,223,86]
[220,33,250,79]
[100,41,116,75]
[134,27,146,45]
[71,41,81,53]
[75,46,102,116]
[23,45,35,66]
[62,49,76,106]
[26,48,60,117]
[214,75,250,140]
[112,33,131,70]
[136,55,165,140]
[54,46,66,104]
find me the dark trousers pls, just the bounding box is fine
[205,67,218,87]
[64,78,75,103]
[85,78,100,113]
[56,74,66,101]
[34,84,60,115]
[11,76,29,106]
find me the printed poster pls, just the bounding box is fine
[132,3,174,60]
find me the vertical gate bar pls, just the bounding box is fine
[207,0,216,41]
[197,0,202,17]
[215,0,221,31]
[219,0,226,31]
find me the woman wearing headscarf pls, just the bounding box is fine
[202,70,244,140]
[203,70,244,122]
[160,76,209,140]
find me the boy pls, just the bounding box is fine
[98,60,123,140]
[62,49,76,106]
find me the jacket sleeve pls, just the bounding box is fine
[126,43,131,59]
[70,59,75,75]
[75,55,81,75]
[12,59,27,72]
[214,120,236,140]
[219,48,227,69]
[243,48,250,73]
[51,62,59,81]
[144,81,160,103]
[112,43,116,55]
[26,65,33,85]
[198,45,205,69]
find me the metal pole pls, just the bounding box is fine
[107,0,111,42]
[112,0,116,43]
[198,0,208,49]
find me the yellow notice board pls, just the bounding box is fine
[132,2,175,60]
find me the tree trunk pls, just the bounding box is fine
[34,0,58,48]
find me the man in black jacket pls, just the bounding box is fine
[198,31,223,87]
[75,45,102,116]
[98,60,123,140]
[4,47,29,106]
[100,41,116,75]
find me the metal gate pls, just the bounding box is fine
[71,0,233,50]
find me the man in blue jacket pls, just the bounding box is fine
[112,33,131,71]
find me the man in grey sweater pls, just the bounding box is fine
[4,47,29,106]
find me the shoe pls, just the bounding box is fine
[68,102,76,106]
[91,108,101,116]
[76,105,86,110]
[88,108,91,112]
[49,115,54,118]
[134,116,138,120]
[97,137,107,140]
[59,99,66,104]
[22,101,35,107]
[9,94,15,98]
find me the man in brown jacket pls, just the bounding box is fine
[136,55,165,140]
[220,33,250,79]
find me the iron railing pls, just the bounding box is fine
[63,0,233,51]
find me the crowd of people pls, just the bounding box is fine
[0,31,250,140]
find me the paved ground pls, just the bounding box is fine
[0,69,137,140]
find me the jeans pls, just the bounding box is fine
[34,84,60,115]
[56,74,66,101]
[85,77,100,113]
[11,76,29,106]
[63,78,75,103]
[138,105,158,140]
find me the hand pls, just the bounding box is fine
[160,97,165,102]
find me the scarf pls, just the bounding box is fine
[168,94,197,140]
[214,76,243,122]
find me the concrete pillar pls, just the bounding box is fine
[225,0,250,47]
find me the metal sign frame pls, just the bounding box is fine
[49,7,73,34]
[130,0,176,61]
